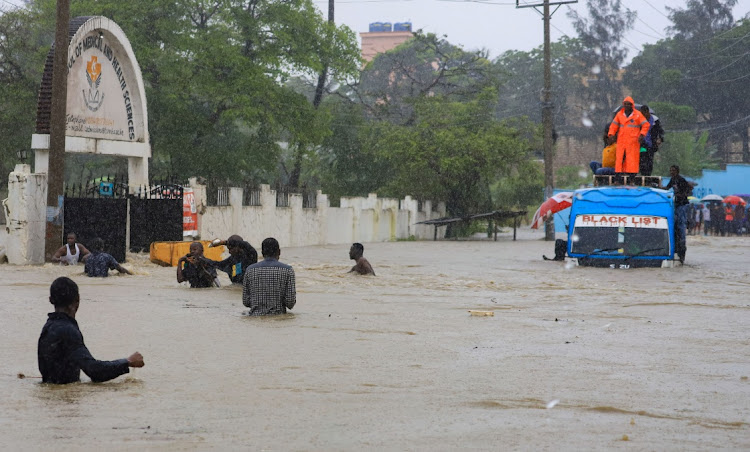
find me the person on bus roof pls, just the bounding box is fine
[607,97,650,176]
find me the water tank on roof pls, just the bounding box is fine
[381,22,392,32]
[394,22,412,32]
[369,22,383,32]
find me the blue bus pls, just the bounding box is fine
[566,186,675,268]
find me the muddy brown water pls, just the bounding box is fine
[1,231,749,450]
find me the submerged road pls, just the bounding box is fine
[1,231,748,449]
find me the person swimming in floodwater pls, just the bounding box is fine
[348,243,375,276]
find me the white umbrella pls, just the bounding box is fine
[701,194,723,202]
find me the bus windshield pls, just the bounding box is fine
[570,214,671,256]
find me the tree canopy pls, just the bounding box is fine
[0,0,361,187]
[626,0,749,162]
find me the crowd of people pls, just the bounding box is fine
[40,234,375,384]
[689,201,749,236]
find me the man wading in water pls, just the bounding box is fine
[37,277,145,384]
[348,243,375,276]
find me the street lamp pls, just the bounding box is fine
[16,149,28,163]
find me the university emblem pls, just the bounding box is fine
[83,55,105,111]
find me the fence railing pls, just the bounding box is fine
[216,187,230,206]
[302,191,317,209]
[62,175,184,200]
[243,186,262,206]
[276,188,289,207]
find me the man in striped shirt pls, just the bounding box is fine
[242,238,296,316]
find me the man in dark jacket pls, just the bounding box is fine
[664,165,695,264]
[177,242,219,288]
[208,235,258,284]
[84,238,132,277]
[38,277,144,384]
[638,105,665,176]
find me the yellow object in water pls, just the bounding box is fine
[149,241,225,267]
[468,310,494,317]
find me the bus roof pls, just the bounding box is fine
[571,186,674,216]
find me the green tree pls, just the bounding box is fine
[493,37,585,138]
[312,97,391,202]
[489,159,543,223]
[555,165,590,189]
[667,0,737,40]
[357,32,501,125]
[626,2,749,162]
[653,131,719,177]
[370,90,539,219]
[0,5,54,187]
[648,102,696,130]
[567,0,635,126]
[0,0,361,187]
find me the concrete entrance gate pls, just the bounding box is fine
[32,16,150,186]
[4,16,151,264]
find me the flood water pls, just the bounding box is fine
[1,230,749,450]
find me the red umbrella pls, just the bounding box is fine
[723,195,747,206]
[531,192,574,229]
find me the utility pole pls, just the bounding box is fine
[312,0,334,109]
[45,0,70,260]
[517,0,577,241]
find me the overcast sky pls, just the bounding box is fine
[1,0,746,64]
[320,0,748,63]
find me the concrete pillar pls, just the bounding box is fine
[229,187,243,234]
[316,190,328,245]
[127,156,149,191]
[189,177,207,239]
[33,150,49,174]
[6,165,47,264]
[260,184,275,241]
[436,201,446,216]
[289,193,303,246]
[401,195,418,237]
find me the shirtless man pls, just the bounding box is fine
[348,243,375,276]
[52,233,91,265]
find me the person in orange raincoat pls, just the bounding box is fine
[607,96,650,175]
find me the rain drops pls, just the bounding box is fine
[546,399,560,409]
[581,113,593,128]
[590,64,601,75]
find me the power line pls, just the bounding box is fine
[638,0,669,19]
[704,71,750,84]
[435,0,517,4]
[0,0,24,11]
[313,0,414,3]
[635,16,665,40]
[682,51,750,80]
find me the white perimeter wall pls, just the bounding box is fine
[193,183,446,246]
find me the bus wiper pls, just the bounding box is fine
[583,248,621,259]
[623,248,669,261]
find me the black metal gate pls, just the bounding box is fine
[64,197,128,263]
[128,184,184,252]
[63,179,184,262]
